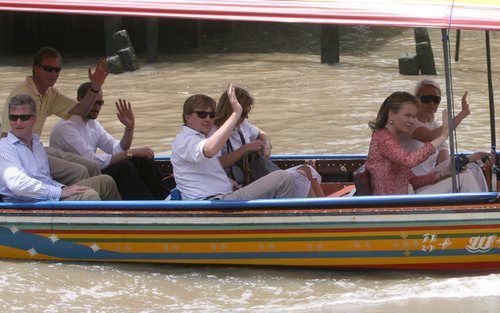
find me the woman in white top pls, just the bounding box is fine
[214,86,324,197]
[399,79,491,191]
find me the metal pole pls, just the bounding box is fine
[441,28,458,192]
[485,31,497,191]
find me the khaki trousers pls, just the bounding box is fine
[223,170,296,200]
[46,146,101,185]
[415,171,481,194]
[62,174,122,201]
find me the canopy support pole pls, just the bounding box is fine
[485,31,497,191]
[441,28,458,192]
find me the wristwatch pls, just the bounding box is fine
[126,150,133,158]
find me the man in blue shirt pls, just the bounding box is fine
[0,94,121,202]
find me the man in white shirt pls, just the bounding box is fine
[49,82,166,200]
[171,83,295,200]
[0,94,120,202]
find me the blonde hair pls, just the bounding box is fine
[214,87,254,128]
[414,79,441,96]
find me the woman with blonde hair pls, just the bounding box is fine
[215,86,324,197]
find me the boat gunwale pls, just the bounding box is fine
[0,192,498,212]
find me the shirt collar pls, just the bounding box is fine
[182,125,209,138]
[7,131,39,145]
[69,114,87,125]
[24,76,42,97]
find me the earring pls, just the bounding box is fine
[390,119,394,124]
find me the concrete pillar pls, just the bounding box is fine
[413,27,436,75]
[416,41,437,75]
[413,27,430,43]
[104,16,122,56]
[398,54,420,75]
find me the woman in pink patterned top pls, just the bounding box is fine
[365,91,480,195]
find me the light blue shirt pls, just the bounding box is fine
[0,132,62,202]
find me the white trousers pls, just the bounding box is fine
[412,171,481,194]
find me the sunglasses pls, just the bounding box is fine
[94,100,105,106]
[420,95,441,104]
[39,65,62,73]
[9,114,33,121]
[194,111,215,119]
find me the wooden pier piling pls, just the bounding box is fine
[0,12,14,55]
[146,18,159,63]
[321,25,340,64]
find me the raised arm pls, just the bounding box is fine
[377,111,447,168]
[413,92,470,142]
[203,83,242,158]
[115,99,135,151]
[69,59,109,116]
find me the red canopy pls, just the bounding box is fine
[0,0,499,31]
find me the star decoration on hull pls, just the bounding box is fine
[48,234,59,243]
[89,243,100,253]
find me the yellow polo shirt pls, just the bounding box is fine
[1,76,76,135]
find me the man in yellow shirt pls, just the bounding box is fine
[1,47,108,185]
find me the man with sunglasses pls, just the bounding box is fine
[0,94,121,202]
[171,83,296,200]
[49,82,167,200]
[1,47,109,186]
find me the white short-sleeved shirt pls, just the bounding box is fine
[400,119,448,176]
[171,126,233,200]
[49,115,123,169]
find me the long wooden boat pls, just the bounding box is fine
[0,1,500,270]
[1,156,499,270]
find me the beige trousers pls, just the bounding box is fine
[433,159,488,192]
[46,146,101,185]
[223,170,296,200]
[414,171,481,194]
[62,174,122,201]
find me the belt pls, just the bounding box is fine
[203,195,222,200]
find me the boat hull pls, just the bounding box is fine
[1,194,499,271]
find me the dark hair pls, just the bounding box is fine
[33,47,61,67]
[368,91,416,132]
[182,94,216,123]
[8,94,37,115]
[214,86,254,128]
[32,47,61,77]
[77,82,92,100]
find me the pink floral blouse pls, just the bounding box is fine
[366,128,438,195]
